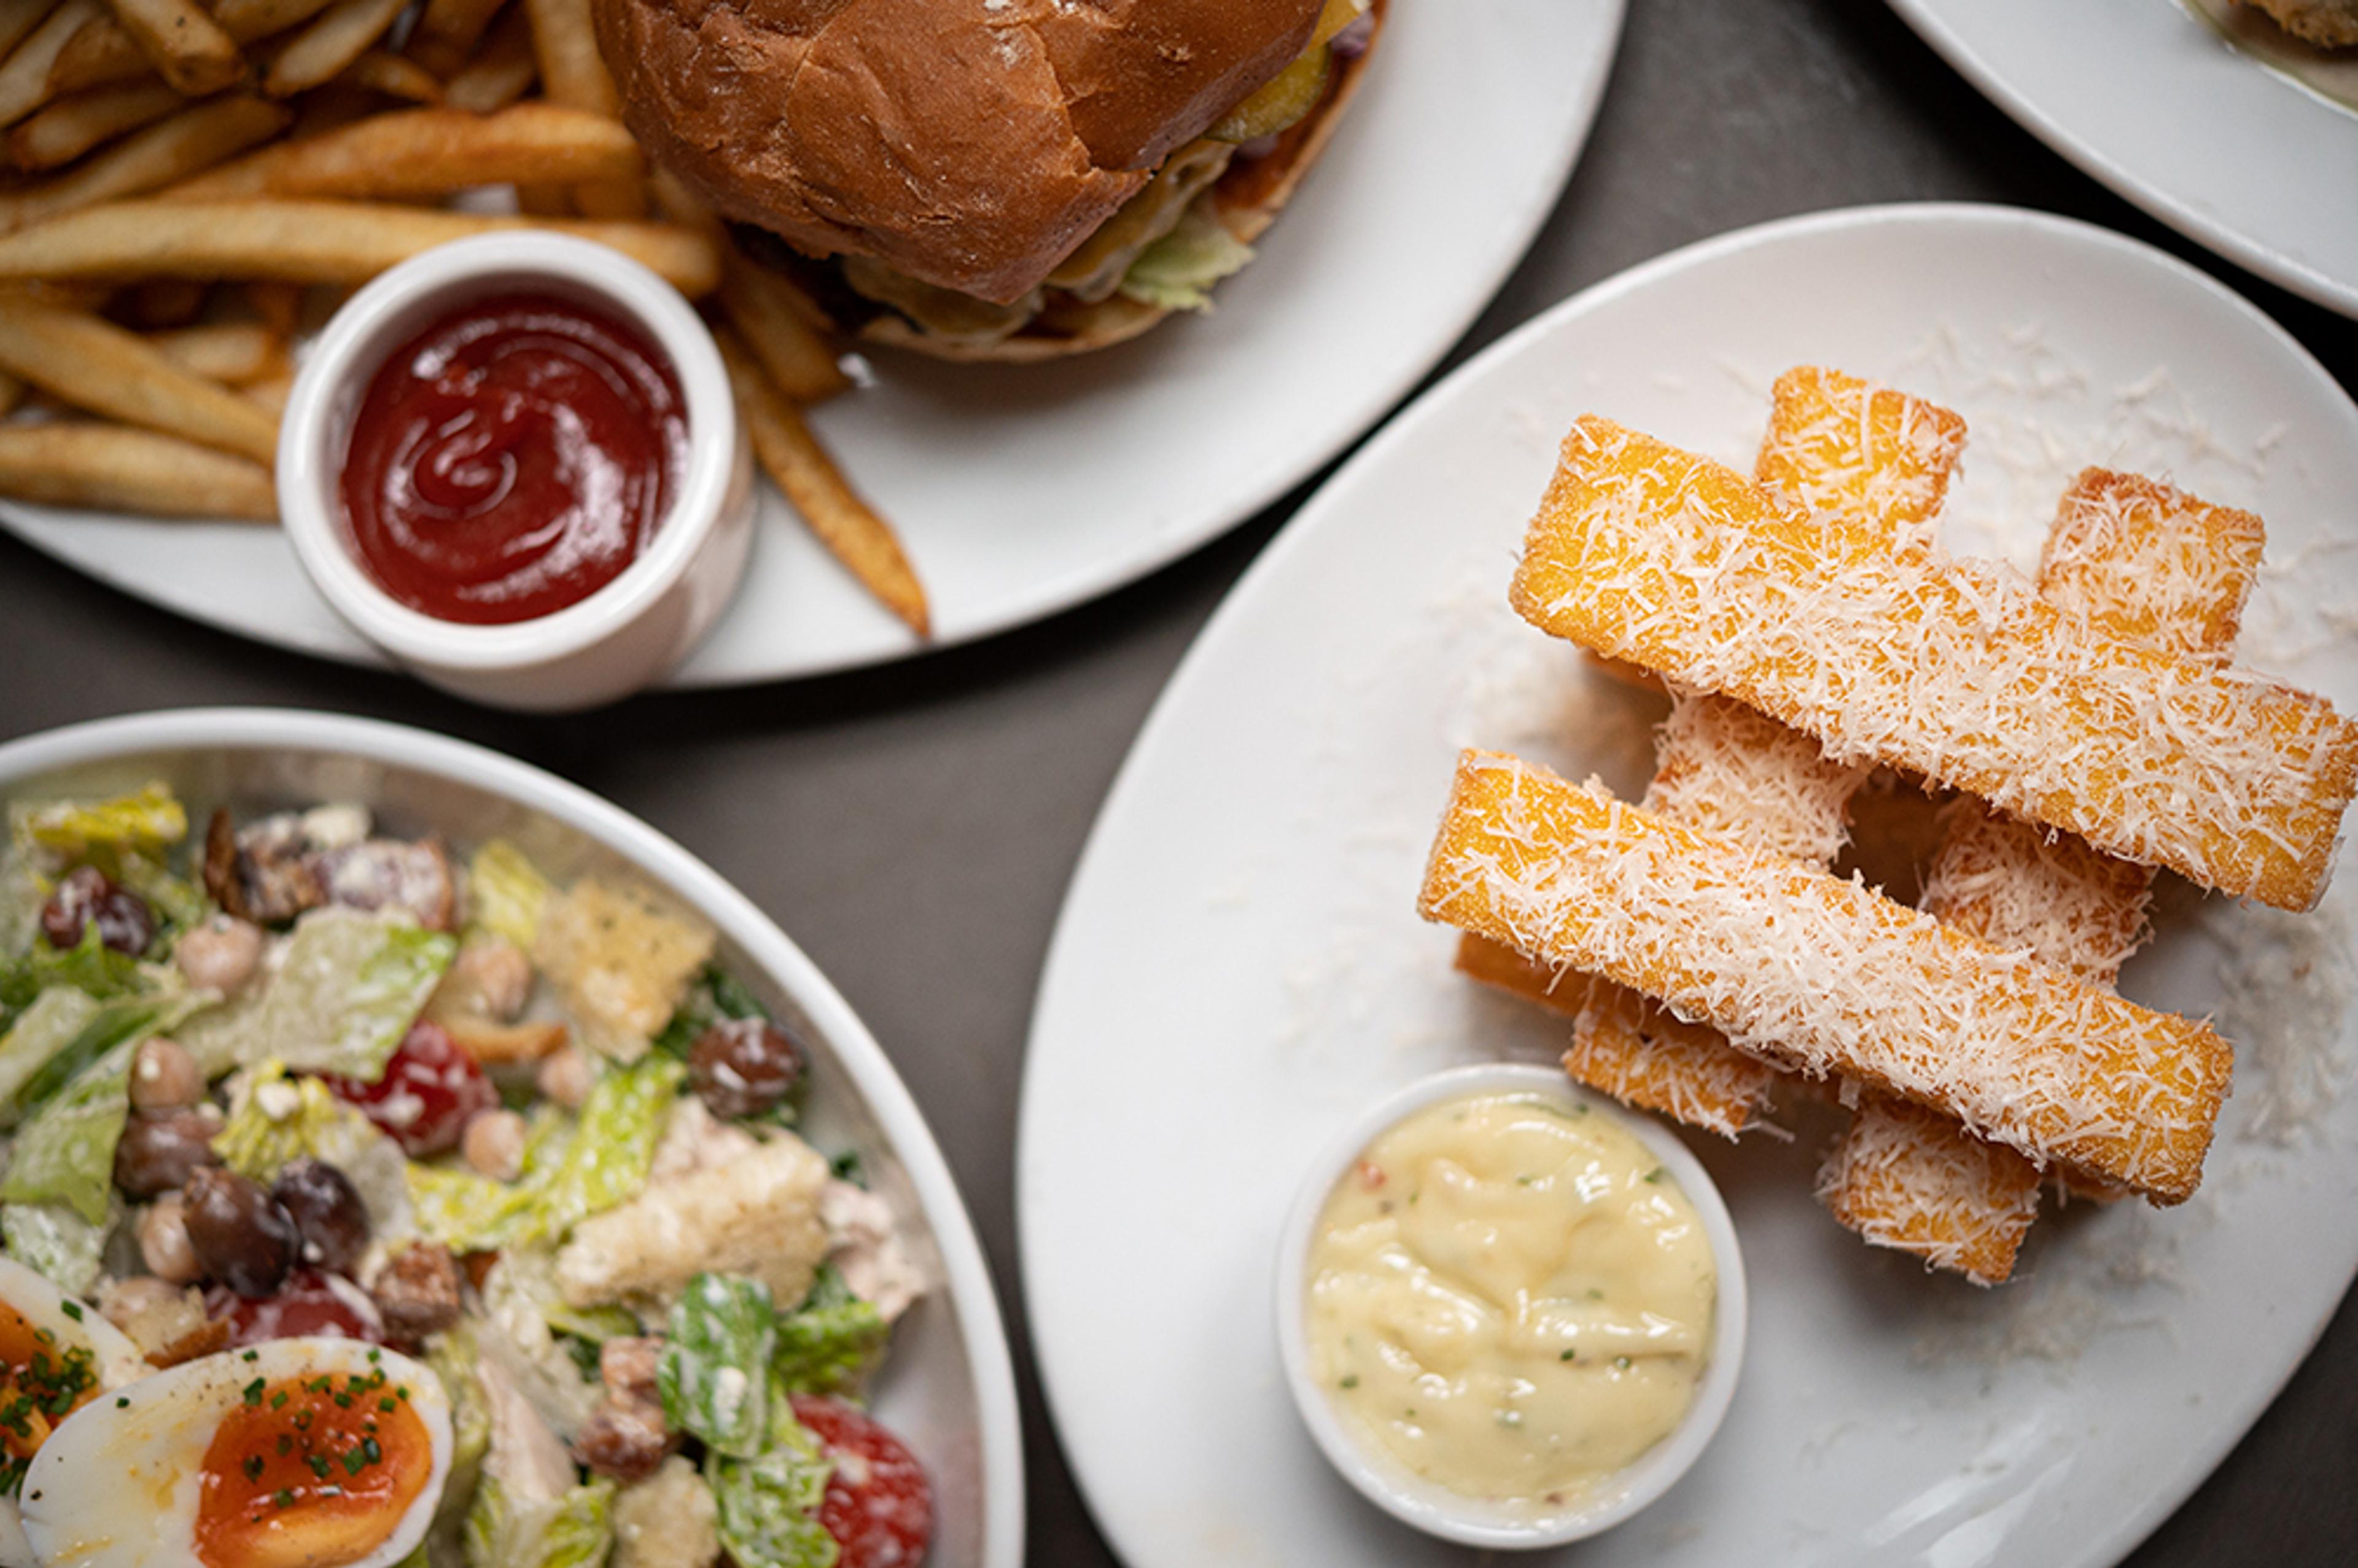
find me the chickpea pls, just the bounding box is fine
[535,1045,595,1111]
[448,936,534,1021]
[138,1194,204,1285]
[175,915,265,996]
[128,1037,203,1112]
[459,1108,527,1182]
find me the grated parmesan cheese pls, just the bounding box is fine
[1418,751,2232,1201]
[1509,418,2358,912]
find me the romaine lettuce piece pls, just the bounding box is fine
[660,1272,776,1457]
[0,1197,111,1292]
[1119,203,1255,312]
[410,1056,683,1252]
[115,849,208,934]
[467,840,552,953]
[477,1248,605,1442]
[0,988,99,1115]
[177,906,453,1080]
[1,1038,136,1222]
[462,1473,615,1568]
[772,1265,888,1398]
[0,925,147,1024]
[9,783,187,860]
[709,1410,839,1568]
[0,989,207,1130]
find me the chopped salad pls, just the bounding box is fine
[0,783,931,1568]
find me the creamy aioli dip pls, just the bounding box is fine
[1303,1090,1716,1512]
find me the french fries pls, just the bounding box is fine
[49,0,335,96]
[0,0,926,634]
[262,0,407,96]
[169,103,641,201]
[0,199,723,293]
[0,421,274,518]
[10,77,180,169]
[148,320,287,384]
[720,243,849,403]
[0,0,101,126]
[0,94,290,234]
[0,295,279,460]
[104,0,241,95]
[720,330,928,637]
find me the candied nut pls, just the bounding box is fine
[443,934,535,1021]
[572,1395,675,1483]
[599,1335,664,1400]
[535,1045,595,1111]
[314,836,456,931]
[138,1193,204,1285]
[461,1108,527,1182]
[204,807,325,925]
[128,1037,204,1112]
[370,1241,462,1340]
[174,915,265,996]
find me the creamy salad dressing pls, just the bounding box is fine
[1304,1091,1715,1512]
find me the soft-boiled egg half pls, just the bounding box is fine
[0,1258,150,1568]
[18,1336,452,1568]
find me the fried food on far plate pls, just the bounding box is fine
[0,293,279,461]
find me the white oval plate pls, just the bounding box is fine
[1888,0,2358,318]
[0,0,1624,688]
[1018,204,2358,1568]
[0,708,1024,1568]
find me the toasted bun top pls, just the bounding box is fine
[596,0,1327,305]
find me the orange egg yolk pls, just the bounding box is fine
[0,1300,99,1485]
[193,1364,432,1568]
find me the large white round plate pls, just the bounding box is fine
[1019,204,2358,1568]
[0,0,1622,687]
[0,707,1024,1568]
[1888,0,2358,318]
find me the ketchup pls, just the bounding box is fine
[340,292,687,624]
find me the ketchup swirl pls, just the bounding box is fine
[340,292,687,624]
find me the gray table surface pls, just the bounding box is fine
[2,0,2354,1561]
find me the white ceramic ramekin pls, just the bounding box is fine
[277,233,753,711]
[1275,1062,1749,1550]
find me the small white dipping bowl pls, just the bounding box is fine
[1275,1062,1748,1550]
[278,233,753,711]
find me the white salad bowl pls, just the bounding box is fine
[278,234,755,712]
[1275,1062,1748,1550]
[0,708,1023,1568]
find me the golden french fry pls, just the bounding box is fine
[720,244,846,403]
[719,328,927,637]
[407,0,504,77]
[103,0,241,94]
[335,47,440,101]
[0,0,99,126]
[440,2,533,112]
[241,370,289,414]
[148,319,284,384]
[0,198,724,293]
[521,0,637,215]
[49,0,332,94]
[239,276,299,335]
[8,76,176,169]
[0,0,61,63]
[260,0,403,96]
[0,421,274,518]
[0,294,279,460]
[0,367,21,414]
[168,103,640,201]
[0,93,289,233]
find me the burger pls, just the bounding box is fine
[593,0,1385,362]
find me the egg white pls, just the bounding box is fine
[18,1336,453,1568]
[0,1260,150,1568]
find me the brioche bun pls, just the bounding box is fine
[596,0,1329,305]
